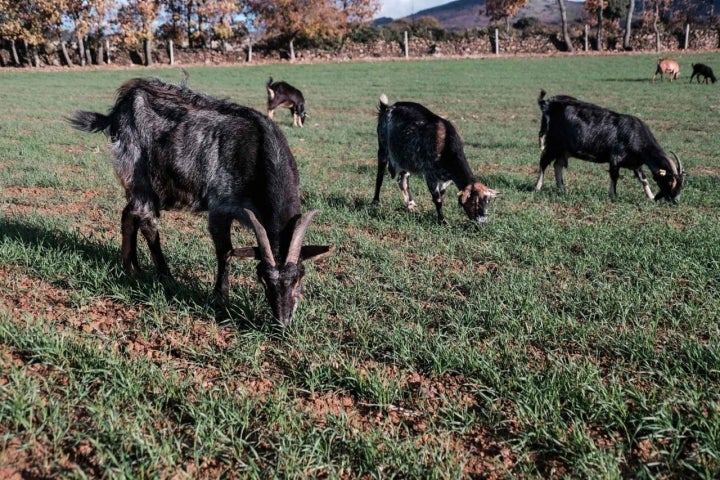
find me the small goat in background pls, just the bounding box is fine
[690,63,717,84]
[373,94,497,224]
[653,58,680,82]
[266,77,306,127]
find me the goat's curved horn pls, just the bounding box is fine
[243,209,276,267]
[671,151,684,176]
[285,210,321,265]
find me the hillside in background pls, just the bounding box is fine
[379,0,720,30]
[377,0,586,29]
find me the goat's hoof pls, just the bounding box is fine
[123,264,143,277]
[209,290,230,308]
[157,272,175,284]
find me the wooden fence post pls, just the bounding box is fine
[684,23,690,49]
[584,24,589,51]
[169,39,174,65]
[404,31,409,58]
[494,29,499,55]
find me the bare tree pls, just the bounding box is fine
[623,0,635,49]
[557,0,573,52]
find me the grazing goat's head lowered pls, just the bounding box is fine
[238,209,330,325]
[458,182,498,224]
[652,152,686,203]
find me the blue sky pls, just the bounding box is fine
[376,0,449,19]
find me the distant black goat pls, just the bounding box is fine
[68,78,331,325]
[373,94,497,224]
[536,90,685,202]
[266,77,306,127]
[690,63,717,84]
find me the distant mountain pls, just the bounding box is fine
[378,0,586,30]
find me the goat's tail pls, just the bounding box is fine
[537,89,548,110]
[67,111,111,134]
[378,94,389,114]
[538,90,547,103]
[266,77,275,100]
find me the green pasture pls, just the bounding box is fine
[1,53,719,478]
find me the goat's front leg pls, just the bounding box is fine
[293,112,303,128]
[634,167,655,199]
[553,156,567,192]
[397,172,416,211]
[427,179,448,224]
[121,203,142,275]
[208,212,234,304]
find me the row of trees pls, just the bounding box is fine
[1,0,716,67]
[485,0,716,52]
[0,0,380,66]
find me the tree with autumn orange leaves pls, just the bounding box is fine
[484,0,529,29]
[62,0,111,66]
[0,0,61,66]
[247,0,379,61]
[116,0,160,66]
[195,0,243,50]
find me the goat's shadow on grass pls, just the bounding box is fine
[601,78,656,83]
[0,218,262,329]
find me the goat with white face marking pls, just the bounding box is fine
[68,78,331,325]
[266,77,306,127]
[373,95,497,224]
[536,90,686,202]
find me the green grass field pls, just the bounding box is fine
[1,53,720,478]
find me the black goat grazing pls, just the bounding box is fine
[373,94,497,224]
[266,77,306,127]
[536,90,685,202]
[68,77,331,325]
[690,63,717,84]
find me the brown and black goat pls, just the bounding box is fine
[536,90,685,202]
[373,94,497,224]
[69,77,331,325]
[266,77,306,127]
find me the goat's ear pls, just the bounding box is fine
[231,246,261,260]
[300,245,334,262]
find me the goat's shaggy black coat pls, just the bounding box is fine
[69,78,329,324]
[536,90,685,202]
